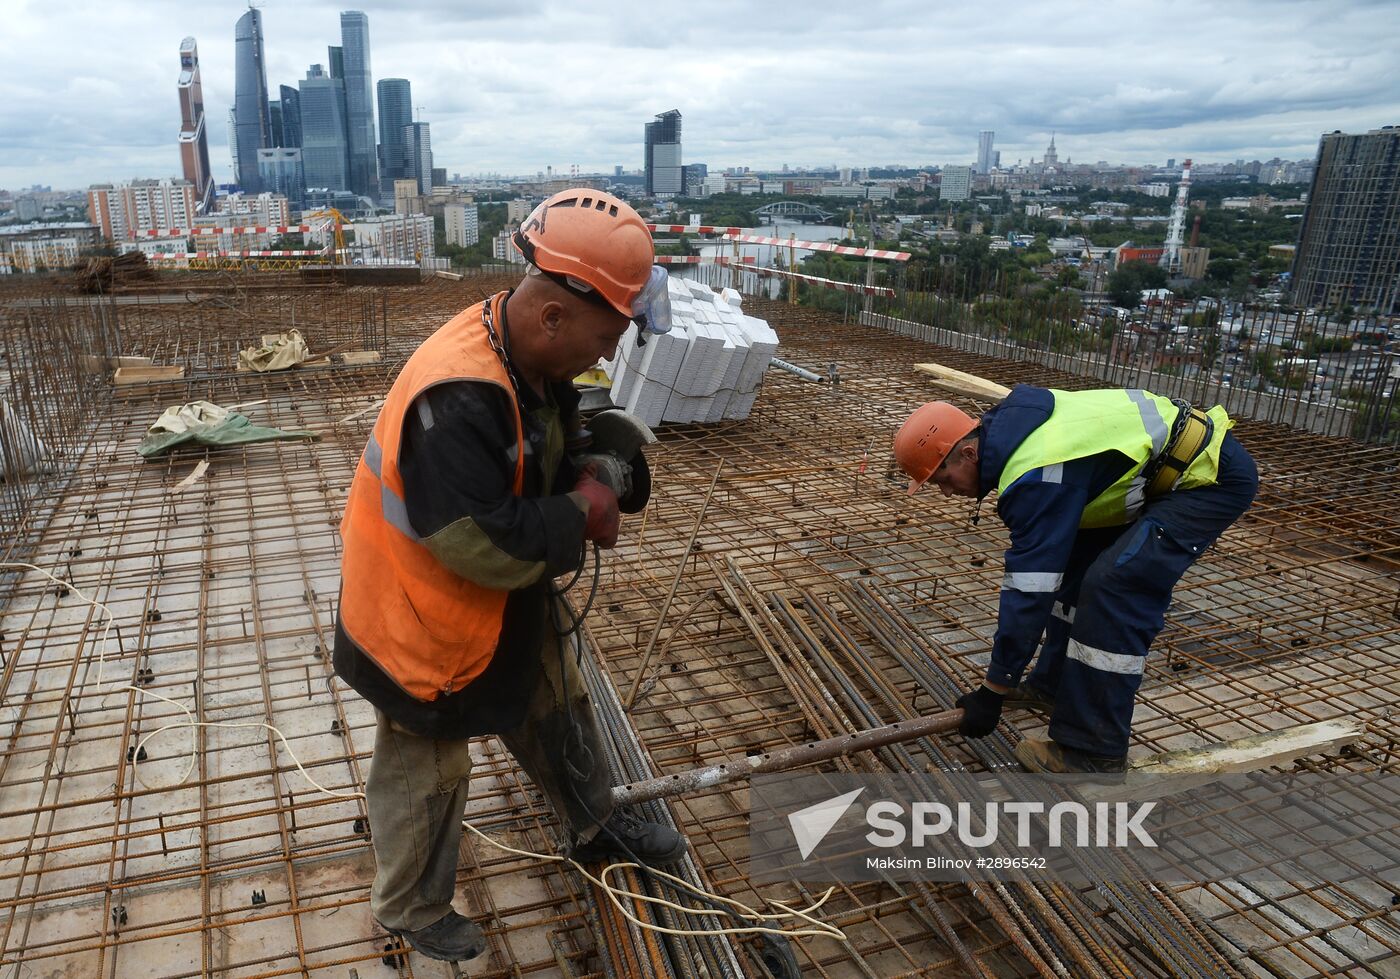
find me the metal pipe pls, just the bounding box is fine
[767,357,825,382]
[611,708,963,806]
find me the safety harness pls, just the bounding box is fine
[1144,401,1214,498]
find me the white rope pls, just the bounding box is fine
[0,561,846,943]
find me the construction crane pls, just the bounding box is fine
[1159,158,1192,275]
[303,208,349,261]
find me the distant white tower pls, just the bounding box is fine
[977,131,995,174]
[1160,158,1192,274]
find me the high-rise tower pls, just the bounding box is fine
[376,78,412,197]
[278,84,302,148]
[405,121,433,195]
[1291,127,1400,315]
[233,9,272,192]
[976,130,995,175]
[340,11,378,197]
[1043,133,1058,168]
[176,37,214,210]
[299,64,351,192]
[645,109,682,198]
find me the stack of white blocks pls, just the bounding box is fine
[602,275,780,426]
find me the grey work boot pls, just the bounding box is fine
[385,911,486,963]
[1004,682,1057,713]
[571,807,688,865]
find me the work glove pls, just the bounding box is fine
[955,685,1005,739]
[572,467,620,549]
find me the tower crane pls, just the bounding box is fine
[303,208,349,261]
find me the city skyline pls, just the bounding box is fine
[2,0,1399,189]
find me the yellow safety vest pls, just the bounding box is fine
[997,389,1232,528]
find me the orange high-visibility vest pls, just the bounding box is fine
[339,293,526,701]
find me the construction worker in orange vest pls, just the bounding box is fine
[335,189,684,963]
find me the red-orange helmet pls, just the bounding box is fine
[512,189,654,316]
[893,401,978,494]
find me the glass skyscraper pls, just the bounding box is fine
[278,85,302,149]
[176,37,213,210]
[376,78,412,198]
[233,9,271,193]
[645,110,682,198]
[299,65,350,192]
[339,12,378,199]
[405,122,433,195]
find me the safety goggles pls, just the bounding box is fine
[631,264,673,340]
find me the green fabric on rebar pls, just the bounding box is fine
[138,412,318,458]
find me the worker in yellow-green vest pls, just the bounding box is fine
[894,386,1258,777]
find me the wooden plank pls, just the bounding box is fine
[913,361,1011,401]
[82,354,152,373]
[338,350,382,366]
[113,365,185,385]
[1078,719,1364,802]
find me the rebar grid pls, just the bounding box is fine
[0,275,1395,978]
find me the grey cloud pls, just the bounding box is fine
[3,0,1399,188]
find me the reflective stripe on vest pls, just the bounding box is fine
[338,294,529,702]
[362,432,421,541]
[998,389,1232,529]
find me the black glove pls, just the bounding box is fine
[955,685,1005,738]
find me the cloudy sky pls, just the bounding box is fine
[3,0,1398,190]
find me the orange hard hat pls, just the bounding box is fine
[893,401,978,494]
[512,189,654,317]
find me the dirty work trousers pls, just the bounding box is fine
[365,627,615,933]
[1025,433,1259,758]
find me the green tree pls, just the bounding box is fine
[1106,260,1168,308]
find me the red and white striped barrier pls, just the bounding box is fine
[145,250,328,260]
[647,224,749,236]
[137,225,315,238]
[654,255,758,266]
[755,266,895,297]
[722,233,911,261]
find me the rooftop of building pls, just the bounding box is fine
[0,270,1397,976]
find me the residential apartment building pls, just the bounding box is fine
[940,166,972,203]
[1291,127,1400,314]
[493,227,526,264]
[393,178,424,215]
[351,213,434,263]
[3,236,81,272]
[215,192,292,226]
[87,179,198,241]
[444,202,479,247]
